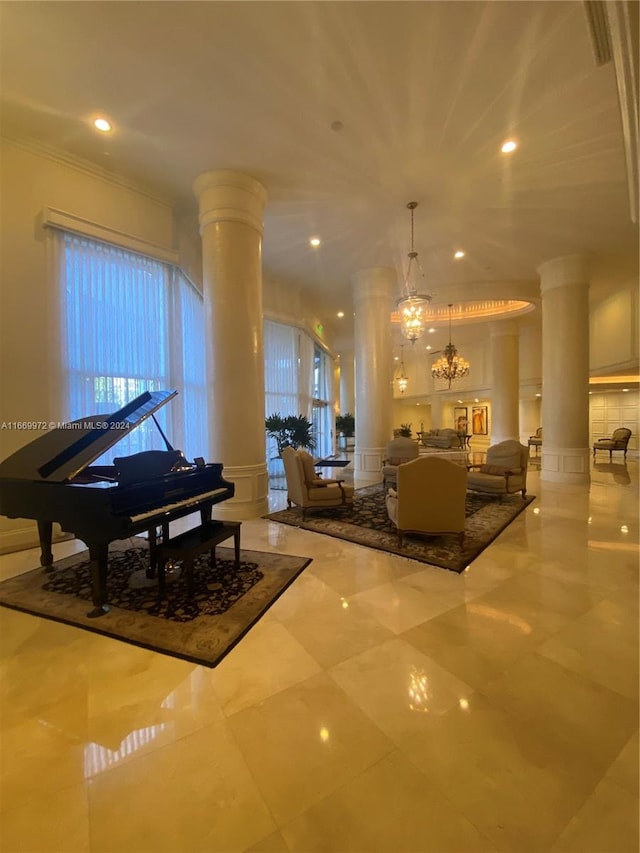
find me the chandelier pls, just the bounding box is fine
[431,304,470,389]
[396,201,432,344]
[395,345,408,395]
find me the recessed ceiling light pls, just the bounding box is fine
[501,139,517,153]
[394,356,399,361]
[622,388,629,392]
[474,398,479,403]
[93,117,112,132]
[310,237,321,247]
[428,328,435,333]
[337,311,344,318]
[425,345,432,351]
[454,250,465,259]
[535,393,541,397]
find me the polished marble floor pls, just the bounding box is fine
[0,458,638,852]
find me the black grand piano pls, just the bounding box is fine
[0,390,234,617]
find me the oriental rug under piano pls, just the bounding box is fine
[0,540,312,667]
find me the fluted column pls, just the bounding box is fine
[193,170,269,517]
[338,348,355,415]
[538,253,591,484]
[490,320,520,444]
[352,268,395,480]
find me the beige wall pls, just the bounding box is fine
[590,287,638,374]
[0,139,193,551]
[590,389,639,454]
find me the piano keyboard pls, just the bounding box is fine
[130,487,229,523]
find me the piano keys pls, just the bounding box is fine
[0,390,234,617]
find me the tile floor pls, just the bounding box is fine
[0,458,638,852]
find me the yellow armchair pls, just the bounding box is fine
[381,436,419,489]
[385,456,467,547]
[467,440,529,499]
[592,428,632,460]
[281,447,354,520]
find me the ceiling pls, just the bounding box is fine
[1,0,638,348]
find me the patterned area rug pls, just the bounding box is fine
[264,484,534,573]
[0,541,311,667]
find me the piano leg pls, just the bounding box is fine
[37,520,54,570]
[87,543,110,618]
[146,523,169,579]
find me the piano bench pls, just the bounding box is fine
[156,520,241,598]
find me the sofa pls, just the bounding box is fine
[420,428,462,449]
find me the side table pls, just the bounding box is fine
[156,520,241,598]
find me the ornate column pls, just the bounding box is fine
[352,268,395,480]
[538,253,591,484]
[490,320,520,444]
[193,169,269,517]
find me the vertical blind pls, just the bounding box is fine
[58,232,207,462]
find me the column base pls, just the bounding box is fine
[211,463,269,519]
[540,447,591,484]
[354,445,385,482]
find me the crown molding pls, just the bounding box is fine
[1,135,174,208]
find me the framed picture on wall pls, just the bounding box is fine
[472,405,488,435]
[454,406,468,432]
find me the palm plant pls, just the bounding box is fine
[336,412,355,436]
[265,413,315,457]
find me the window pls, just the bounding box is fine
[264,321,333,459]
[312,345,333,458]
[57,232,206,462]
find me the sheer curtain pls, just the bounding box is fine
[298,332,315,420]
[57,231,206,462]
[264,321,336,459]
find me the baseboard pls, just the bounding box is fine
[0,523,72,556]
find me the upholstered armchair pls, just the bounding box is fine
[593,428,632,460]
[467,440,529,499]
[381,436,419,489]
[386,456,466,547]
[281,447,354,520]
[528,427,542,455]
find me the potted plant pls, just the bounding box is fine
[336,412,355,450]
[399,423,412,437]
[265,413,315,457]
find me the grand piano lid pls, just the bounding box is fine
[0,390,178,483]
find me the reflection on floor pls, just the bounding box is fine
[1,459,638,852]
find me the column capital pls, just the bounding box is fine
[351,267,396,303]
[537,253,592,294]
[193,170,268,235]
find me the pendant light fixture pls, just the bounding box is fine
[396,201,432,344]
[431,304,470,388]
